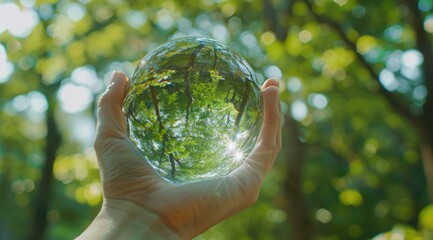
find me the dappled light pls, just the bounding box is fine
[316,208,332,224]
[291,100,308,121]
[57,83,93,113]
[0,2,39,38]
[1,0,432,239]
[0,44,14,83]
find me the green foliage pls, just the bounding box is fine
[0,0,431,239]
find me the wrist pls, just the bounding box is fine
[76,198,180,240]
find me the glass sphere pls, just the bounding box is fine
[123,37,262,183]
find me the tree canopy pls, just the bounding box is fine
[0,0,432,239]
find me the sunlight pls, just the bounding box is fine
[227,141,236,151]
[233,151,244,163]
[316,208,332,224]
[4,91,47,123]
[287,77,302,92]
[260,31,275,46]
[63,3,86,22]
[212,24,229,43]
[401,49,423,69]
[424,16,433,33]
[291,100,308,121]
[266,209,287,223]
[419,0,433,11]
[413,85,427,101]
[157,9,174,29]
[71,66,100,91]
[298,30,312,43]
[225,138,246,164]
[384,25,403,41]
[28,91,48,121]
[333,0,347,6]
[0,44,14,83]
[57,83,93,113]
[264,65,283,79]
[70,115,95,148]
[125,11,147,29]
[385,51,402,72]
[372,232,404,240]
[308,93,328,109]
[379,69,399,91]
[401,66,421,80]
[0,3,39,38]
[240,31,257,49]
[11,95,29,112]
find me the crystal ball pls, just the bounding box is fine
[123,37,262,183]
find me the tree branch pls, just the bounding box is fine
[303,0,424,133]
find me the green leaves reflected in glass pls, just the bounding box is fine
[123,37,262,183]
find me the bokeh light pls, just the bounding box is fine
[57,83,93,113]
[0,2,39,37]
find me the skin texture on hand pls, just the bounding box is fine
[77,71,281,239]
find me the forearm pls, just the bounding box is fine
[76,199,180,240]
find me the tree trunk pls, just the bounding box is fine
[260,0,313,236]
[281,112,314,240]
[421,137,433,202]
[29,86,62,240]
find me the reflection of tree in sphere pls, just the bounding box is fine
[123,37,262,184]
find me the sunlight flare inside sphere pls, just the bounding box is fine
[227,141,237,152]
[123,37,262,183]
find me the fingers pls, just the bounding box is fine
[94,71,131,159]
[274,94,282,158]
[258,78,280,149]
[96,71,129,138]
[230,78,281,186]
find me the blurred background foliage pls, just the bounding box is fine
[1,0,433,239]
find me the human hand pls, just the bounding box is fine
[77,71,281,239]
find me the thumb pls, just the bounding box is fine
[96,71,129,139]
[94,71,162,182]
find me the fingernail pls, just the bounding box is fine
[272,79,280,88]
[261,79,280,91]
